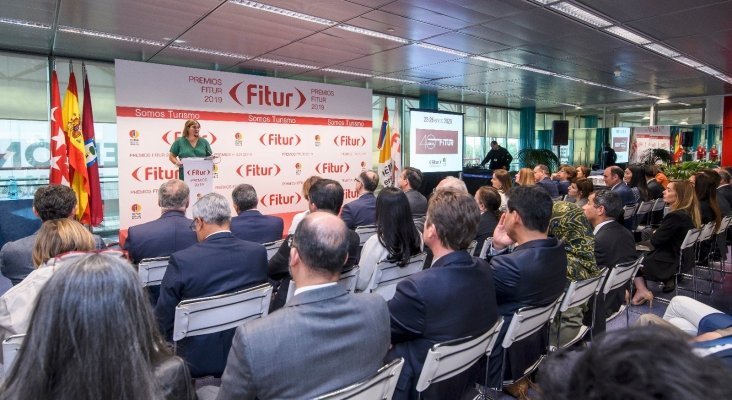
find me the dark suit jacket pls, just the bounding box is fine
[644,210,694,281]
[341,192,376,230]
[537,177,559,197]
[155,231,268,378]
[124,210,197,264]
[404,189,428,217]
[718,185,732,213]
[387,251,499,400]
[556,180,570,196]
[612,182,635,206]
[212,285,390,400]
[230,209,283,244]
[474,212,498,256]
[647,179,664,200]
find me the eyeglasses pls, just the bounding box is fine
[287,235,297,249]
[189,218,199,232]
[354,178,362,184]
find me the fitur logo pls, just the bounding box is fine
[315,162,350,174]
[236,163,282,178]
[314,134,321,147]
[132,166,178,182]
[295,162,302,175]
[129,130,140,145]
[131,203,142,220]
[258,133,301,146]
[259,192,302,207]
[234,132,243,147]
[229,82,306,110]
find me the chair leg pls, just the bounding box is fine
[554,311,563,350]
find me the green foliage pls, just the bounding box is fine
[662,160,720,180]
[517,148,559,172]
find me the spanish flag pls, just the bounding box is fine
[673,131,684,163]
[62,63,91,223]
[378,106,394,187]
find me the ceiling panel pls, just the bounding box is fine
[625,2,732,41]
[0,26,52,54]
[0,0,56,23]
[344,10,452,41]
[421,32,509,55]
[581,0,729,24]
[53,31,162,62]
[254,0,373,22]
[379,0,492,29]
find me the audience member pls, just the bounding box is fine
[624,164,651,203]
[491,169,512,211]
[387,189,499,399]
[341,170,378,230]
[0,252,196,400]
[473,185,501,257]
[568,178,593,207]
[435,175,468,193]
[539,326,732,400]
[554,165,576,195]
[534,164,559,197]
[124,179,197,264]
[155,193,268,378]
[355,187,422,292]
[0,219,96,349]
[655,165,670,189]
[205,212,390,399]
[644,164,665,199]
[288,175,321,235]
[635,181,700,297]
[516,167,536,186]
[603,166,634,206]
[0,185,103,285]
[486,186,567,394]
[581,190,638,334]
[230,183,284,243]
[574,165,590,180]
[399,167,428,218]
[716,168,732,209]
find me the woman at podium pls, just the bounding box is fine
[168,119,212,178]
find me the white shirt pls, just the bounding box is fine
[593,219,614,235]
[293,282,337,297]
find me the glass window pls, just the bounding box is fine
[0,52,48,120]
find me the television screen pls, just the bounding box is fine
[408,110,464,172]
[611,127,631,163]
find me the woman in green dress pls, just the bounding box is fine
[168,119,212,179]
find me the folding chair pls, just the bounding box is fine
[650,198,666,226]
[264,239,285,261]
[597,256,644,326]
[498,295,563,390]
[478,238,492,259]
[554,269,608,348]
[286,266,360,303]
[315,357,404,400]
[466,240,477,256]
[366,253,427,301]
[633,200,654,231]
[137,256,169,287]
[2,333,25,374]
[355,225,378,247]
[173,283,272,343]
[684,222,717,297]
[622,204,638,229]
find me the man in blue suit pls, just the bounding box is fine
[230,184,283,244]
[155,193,268,378]
[387,189,499,399]
[124,179,197,264]
[341,170,378,230]
[604,166,635,206]
[533,164,559,197]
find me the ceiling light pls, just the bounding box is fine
[604,26,652,45]
[170,44,248,59]
[550,3,612,27]
[58,26,166,46]
[254,58,318,69]
[673,56,702,68]
[336,25,410,44]
[0,17,51,29]
[676,102,691,106]
[718,75,732,84]
[321,68,372,78]
[471,56,516,67]
[657,99,670,104]
[517,66,555,75]
[229,0,336,26]
[697,66,723,76]
[416,43,469,57]
[643,43,680,58]
[373,76,418,84]
[530,0,561,4]
[642,115,651,120]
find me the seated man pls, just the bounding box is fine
[487,186,567,393]
[230,183,284,244]
[341,171,378,229]
[604,166,634,206]
[155,193,268,378]
[0,184,104,285]
[534,164,559,197]
[204,212,390,399]
[387,189,499,399]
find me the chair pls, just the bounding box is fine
[633,200,654,230]
[264,239,285,261]
[286,266,360,303]
[355,225,378,247]
[622,204,638,228]
[172,283,272,342]
[498,295,564,389]
[2,334,25,374]
[478,237,492,259]
[366,253,427,301]
[672,227,702,300]
[137,256,170,287]
[466,240,477,256]
[416,319,504,396]
[650,198,666,226]
[554,269,608,348]
[315,357,404,400]
[685,222,721,298]
[598,256,644,326]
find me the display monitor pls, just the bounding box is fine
[611,127,631,163]
[408,110,464,173]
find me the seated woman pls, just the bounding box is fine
[574,165,590,180]
[0,219,95,346]
[473,186,502,256]
[633,181,701,302]
[624,164,651,203]
[355,187,423,292]
[567,178,593,207]
[491,169,512,211]
[0,252,195,399]
[516,167,536,186]
[554,165,576,196]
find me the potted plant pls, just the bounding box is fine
[516,148,560,171]
[662,160,719,180]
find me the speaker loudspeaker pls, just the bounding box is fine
[552,120,569,146]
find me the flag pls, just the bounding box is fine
[82,64,103,226]
[673,131,684,163]
[62,63,91,223]
[378,106,395,187]
[49,69,70,186]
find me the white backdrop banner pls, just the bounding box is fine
[630,126,671,163]
[116,60,372,229]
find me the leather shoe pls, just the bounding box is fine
[662,278,676,293]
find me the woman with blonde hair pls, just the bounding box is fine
[516,167,536,186]
[288,175,322,235]
[633,181,701,304]
[168,119,213,178]
[0,219,95,347]
[491,169,512,211]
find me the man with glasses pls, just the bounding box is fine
[155,192,268,378]
[341,170,378,230]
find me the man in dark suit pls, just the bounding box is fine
[341,170,378,229]
[716,169,732,212]
[644,164,664,200]
[230,183,283,243]
[604,166,634,206]
[533,164,559,197]
[399,167,428,232]
[155,193,268,378]
[204,212,390,399]
[387,189,499,400]
[0,185,104,285]
[582,190,638,334]
[487,186,567,393]
[124,179,197,264]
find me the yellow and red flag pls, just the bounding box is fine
[82,63,103,226]
[49,69,69,186]
[673,131,684,163]
[62,63,91,223]
[378,106,395,187]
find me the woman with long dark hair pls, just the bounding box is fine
[473,186,502,256]
[0,252,195,400]
[355,187,423,292]
[624,164,650,203]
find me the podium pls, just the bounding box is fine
[181,157,215,217]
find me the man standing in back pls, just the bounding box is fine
[341,170,378,229]
[480,140,513,170]
[230,184,283,244]
[208,212,390,399]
